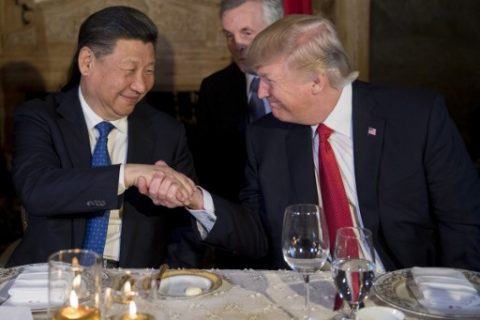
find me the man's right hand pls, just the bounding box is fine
[125,161,196,208]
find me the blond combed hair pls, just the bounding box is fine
[246,14,358,88]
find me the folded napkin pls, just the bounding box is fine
[7,264,49,307]
[411,267,480,315]
[0,306,33,320]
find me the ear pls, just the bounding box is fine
[311,72,327,95]
[78,47,94,75]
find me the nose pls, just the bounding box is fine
[257,78,269,99]
[131,73,148,94]
[232,35,247,52]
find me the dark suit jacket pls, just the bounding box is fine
[8,87,196,268]
[194,63,249,202]
[204,81,480,271]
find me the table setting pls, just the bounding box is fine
[0,203,479,319]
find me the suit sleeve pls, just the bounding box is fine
[12,100,120,216]
[424,95,480,270]
[200,127,268,259]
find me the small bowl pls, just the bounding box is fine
[356,306,405,320]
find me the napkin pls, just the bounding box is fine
[7,264,49,307]
[411,267,480,314]
[0,306,33,320]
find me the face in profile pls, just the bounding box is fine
[256,57,325,125]
[79,39,156,120]
[221,1,270,72]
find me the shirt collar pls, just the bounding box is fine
[78,86,128,133]
[311,83,353,138]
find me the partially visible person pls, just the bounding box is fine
[7,6,197,268]
[193,0,283,202]
[154,15,480,272]
[0,147,23,264]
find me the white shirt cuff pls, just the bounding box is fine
[118,164,126,194]
[188,187,216,239]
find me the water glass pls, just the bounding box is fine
[48,249,102,320]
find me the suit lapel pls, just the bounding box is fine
[352,82,385,231]
[56,89,91,245]
[285,124,318,204]
[57,89,91,169]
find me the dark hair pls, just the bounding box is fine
[62,6,158,91]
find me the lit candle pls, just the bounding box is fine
[121,280,136,304]
[53,290,100,320]
[119,301,153,320]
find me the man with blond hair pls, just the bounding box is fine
[153,15,480,271]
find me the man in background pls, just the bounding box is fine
[190,0,283,268]
[8,6,196,268]
[193,0,283,202]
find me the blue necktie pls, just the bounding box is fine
[248,77,266,122]
[83,121,114,255]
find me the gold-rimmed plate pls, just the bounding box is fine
[373,268,480,319]
[158,269,222,298]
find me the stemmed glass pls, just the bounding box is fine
[282,203,330,319]
[331,227,376,320]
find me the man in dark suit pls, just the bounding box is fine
[7,6,196,268]
[194,0,283,202]
[175,15,480,271]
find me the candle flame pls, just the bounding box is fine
[69,290,79,309]
[123,280,132,293]
[72,256,79,267]
[73,274,82,289]
[128,300,137,319]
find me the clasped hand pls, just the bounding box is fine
[125,161,199,208]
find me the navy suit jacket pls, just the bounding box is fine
[194,63,249,202]
[204,81,480,271]
[8,87,196,268]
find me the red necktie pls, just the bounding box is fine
[317,124,354,251]
[317,124,357,310]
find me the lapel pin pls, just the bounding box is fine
[367,127,377,136]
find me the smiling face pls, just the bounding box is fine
[79,39,155,120]
[256,56,339,125]
[221,1,270,72]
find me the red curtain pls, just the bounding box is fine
[283,0,312,15]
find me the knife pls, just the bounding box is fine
[0,278,15,305]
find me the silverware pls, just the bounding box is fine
[152,263,168,299]
[0,278,15,305]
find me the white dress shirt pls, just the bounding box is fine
[190,83,384,272]
[79,87,127,261]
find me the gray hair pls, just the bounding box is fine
[220,0,283,25]
[246,14,358,89]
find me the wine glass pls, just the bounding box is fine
[282,203,330,319]
[331,227,376,320]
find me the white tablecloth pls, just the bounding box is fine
[0,267,438,319]
[140,269,338,319]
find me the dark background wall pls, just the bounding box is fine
[370,0,480,165]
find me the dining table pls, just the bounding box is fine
[0,266,478,320]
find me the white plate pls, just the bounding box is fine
[373,268,480,319]
[357,306,405,320]
[158,269,222,298]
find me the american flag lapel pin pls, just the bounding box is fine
[367,127,377,136]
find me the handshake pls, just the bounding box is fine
[124,160,203,210]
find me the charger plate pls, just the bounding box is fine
[158,269,223,299]
[373,268,480,319]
